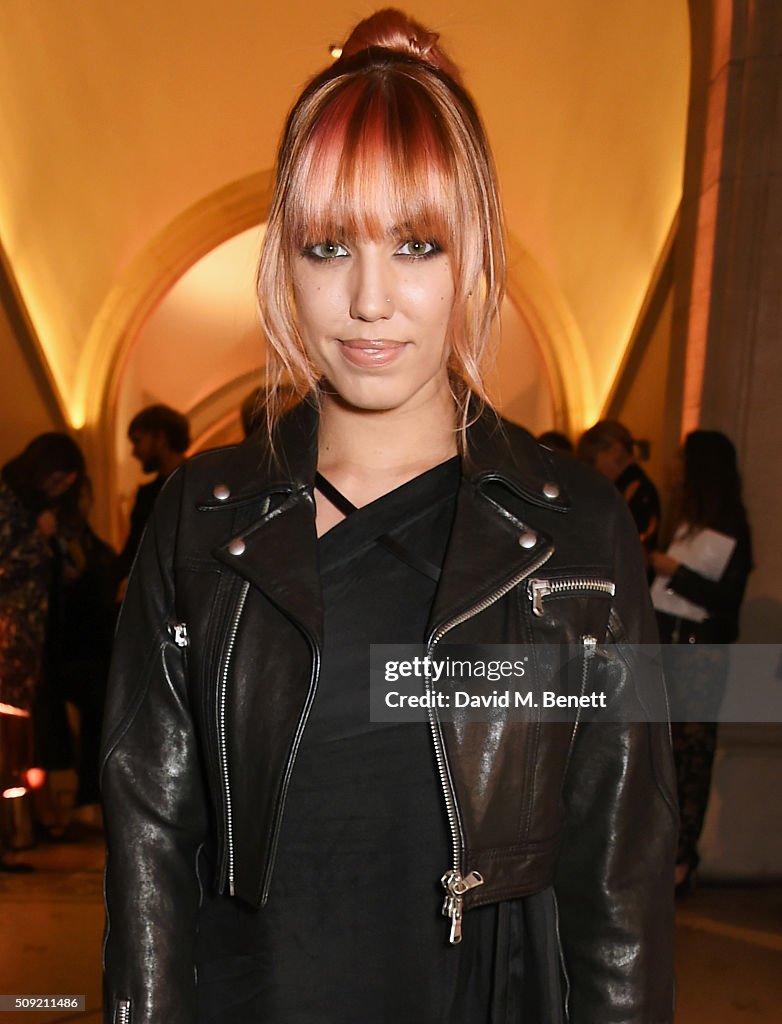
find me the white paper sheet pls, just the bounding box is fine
[650,525,736,623]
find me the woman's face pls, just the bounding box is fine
[593,442,627,482]
[40,469,77,499]
[292,217,455,415]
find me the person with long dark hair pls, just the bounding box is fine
[101,10,676,1022]
[46,477,116,827]
[0,432,84,868]
[650,430,753,892]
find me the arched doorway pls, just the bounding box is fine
[78,172,585,541]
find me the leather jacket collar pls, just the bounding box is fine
[199,399,570,649]
[195,397,570,513]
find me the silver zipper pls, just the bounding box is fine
[168,621,189,648]
[581,635,597,682]
[560,635,599,768]
[441,868,485,944]
[218,581,250,896]
[552,639,596,1022]
[115,998,131,1024]
[426,544,554,943]
[528,576,615,617]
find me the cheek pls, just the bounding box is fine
[405,274,455,328]
[294,279,340,338]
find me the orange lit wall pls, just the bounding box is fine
[0,1,690,543]
[0,1,689,430]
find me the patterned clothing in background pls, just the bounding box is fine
[0,479,52,711]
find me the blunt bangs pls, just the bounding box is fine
[283,72,462,256]
[257,48,506,445]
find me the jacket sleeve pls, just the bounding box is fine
[666,523,752,620]
[101,466,208,1024]
[554,496,678,1024]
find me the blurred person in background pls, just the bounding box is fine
[46,477,116,831]
[0,432,84,868]
[578,419,660,559]
[650,430,753,894]
[115,404,190,590]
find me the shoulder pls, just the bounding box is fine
[0,480,35,547]
[494,414,620,510]
[470,413,627,563]
[173,438,271,505]
[0,479,25,517]
[177,401,318,505]
[132,476,165,513]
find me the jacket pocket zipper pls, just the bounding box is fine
[114,998,131,1024]
[168,621,189,647]
[527,576,615,617]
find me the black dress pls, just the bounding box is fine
[615,463,660,553]
[195,459,566,1023]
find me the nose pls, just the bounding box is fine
[349,249,393,322]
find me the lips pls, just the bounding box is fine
[337,338,407,368]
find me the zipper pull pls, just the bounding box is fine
[528,578,551,617]
[168,621,189,648]
[441,869,485,944]
[114,999,132,1024]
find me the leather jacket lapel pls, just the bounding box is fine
[427,477,554,642]
[213,492,323,650]
[199,401,323,647]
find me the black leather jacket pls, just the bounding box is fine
[102,403,677,1024]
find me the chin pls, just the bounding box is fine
[320,364,451,416]
[322,378,424,416]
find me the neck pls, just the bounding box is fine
[157,452,186,479]
[316,389,459,493]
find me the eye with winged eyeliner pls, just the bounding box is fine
[395,238,441,258]
[301,238,442,262]
[302,241,350,261]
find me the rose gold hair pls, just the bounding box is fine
[257,8,505,440]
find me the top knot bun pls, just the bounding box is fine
[337,8,462,83]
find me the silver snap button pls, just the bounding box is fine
[213,483,230,501]
[542,481,560,500]
[228,538,246,556]
[518,530,538,549]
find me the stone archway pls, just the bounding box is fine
[78,169,591,535]
[76,171,273,534]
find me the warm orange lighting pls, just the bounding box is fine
[681,0,732,439]
[0,702,30,719]
[24,767,46,790]
[2,787,27,799]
